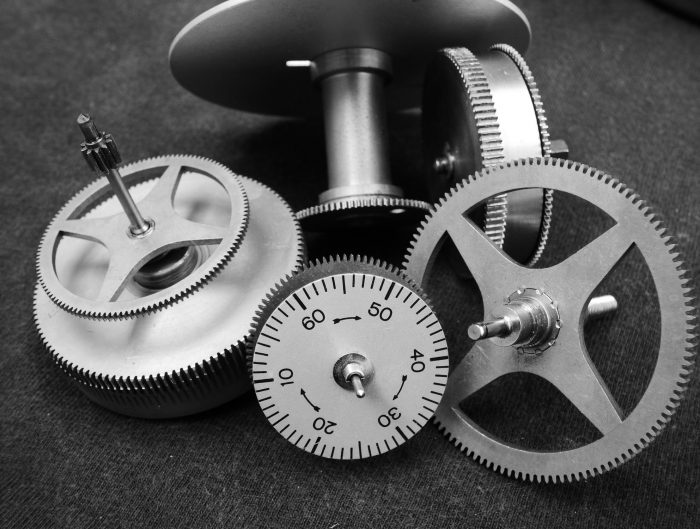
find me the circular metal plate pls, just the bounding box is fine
[250,257,448,459]
[169,0,530,116]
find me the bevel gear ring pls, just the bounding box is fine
[423,44,553,265]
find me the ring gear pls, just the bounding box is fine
[37,155,249,318]
[422,44,552,265]
[35,175,305,418]
[403,158,697,482]
[296,196,431,230]
[248,256,448,459]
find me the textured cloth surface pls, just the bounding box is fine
[1,0,699,527]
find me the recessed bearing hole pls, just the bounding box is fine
[133,246,202,291]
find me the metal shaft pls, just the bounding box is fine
[335,353,373,398]
[77,114,151,236]
[106,168,150,236]
[468,318,512,340]
[349,374,366,398]
[469,294,618,342]
[311,49,400,203]
[585,294,618,319]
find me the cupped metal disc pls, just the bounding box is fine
[296,196,431,231]
[35,177,305,418]
[169,0,530,116]
[422,46,546,263]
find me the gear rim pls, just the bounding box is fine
[37,154,250,319]
[34,177,306,418]
[489,43,553,265]
[403,157,697,482]
[423,45,553,265]
[296,196,431,230]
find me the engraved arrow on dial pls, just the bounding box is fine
[332,315,362,324]
[393,374,408,401]
[300,387,320,412]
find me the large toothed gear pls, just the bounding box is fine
[37,155,250,318]
[403,158,697,482]
[248,256,448,459]
[423,44,552,264]
[34,160,305,418]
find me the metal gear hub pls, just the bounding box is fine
[422,44,553,265]
[35,169,305,418]
[248,256,448,459]
[403,157,697,482]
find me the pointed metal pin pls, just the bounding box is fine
[349,374,365,398]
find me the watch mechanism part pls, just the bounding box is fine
[169,0,530,230]
[35,175,305,418]
[77,113,151,236]
[249,256,449,459]
[37,117,250,318]
[423,44,552,265]
[169,0,530,115]
[300,48,430,230]
[403,158,697,482]
[467,289,617,355]
[295,196,432,230]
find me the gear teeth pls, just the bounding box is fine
[36,154,251,320]
[409,157,698,482]
[440,47,508,249]
[296,196,431,224]
[34,286,252,416]
[436,46,555,265]
[491,44,555,265]
[247,255,440,379]
[490,44,552,157]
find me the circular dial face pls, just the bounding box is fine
[251,269,448,459]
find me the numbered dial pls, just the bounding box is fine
[249,257,449,459]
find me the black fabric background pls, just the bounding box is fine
[1,0,699,527]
